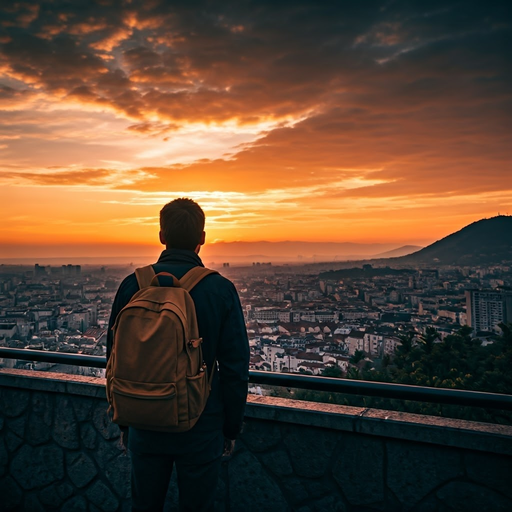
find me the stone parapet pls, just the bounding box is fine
[1,368,511,511]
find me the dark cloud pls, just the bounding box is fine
[0,0,511,198]
[2,2,510,122]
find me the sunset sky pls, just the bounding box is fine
[1,0,511,260]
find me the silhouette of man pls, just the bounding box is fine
[107,198,250,512]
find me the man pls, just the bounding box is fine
[107,198,250,512]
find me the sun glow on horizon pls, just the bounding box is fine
[1,1,511,259]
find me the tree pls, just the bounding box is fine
[349,350,365,367]
[322,365,343,378]
[418,327,439,355]
[274,325,512,425]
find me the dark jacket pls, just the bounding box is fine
[107,248,249,454]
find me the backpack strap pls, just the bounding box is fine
[180,266,219,390]
[135,265,156,289]
[179,267,218,292]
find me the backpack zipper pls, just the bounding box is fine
[113,388,176,400]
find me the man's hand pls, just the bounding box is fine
[223,438,235,457]
[120,428,129,452]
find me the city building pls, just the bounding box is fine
[466,289,512,333]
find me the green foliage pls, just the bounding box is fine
[322,365,343,378]
[384,325,512,394]
[356,324,512,424]
[349,349,365,366]
[273,325,512,425]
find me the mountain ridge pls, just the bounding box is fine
[200,241,421,264]
[392,216,512,266]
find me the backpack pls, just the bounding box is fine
[106,265,218,432]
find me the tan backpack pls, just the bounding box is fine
[106,265,218,432]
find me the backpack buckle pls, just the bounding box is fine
[188,338,203,349]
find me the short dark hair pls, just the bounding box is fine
[160,198,205,250]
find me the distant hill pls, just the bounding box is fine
[394,216,512,266]
[374,245,423,259]
[200,241,408,264]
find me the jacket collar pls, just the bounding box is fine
[157,248,204,267]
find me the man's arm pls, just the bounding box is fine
[216,283,250,440]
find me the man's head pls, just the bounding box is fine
[159,198,205,252]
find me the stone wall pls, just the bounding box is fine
[1,368,511,511]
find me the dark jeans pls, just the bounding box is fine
[130,440,223,512]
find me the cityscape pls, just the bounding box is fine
[1,252,511,389]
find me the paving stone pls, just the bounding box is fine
[300,494,347,512]
[94,439,124,469]
[26,414,51,445]
[62,496,88,512]
[0,389,29,417]
[71,395,94,422]
[81,422,98,449]
[39,483,66,508]
[465,451,512,499]
[0,475,23,509]
[67,451,98,488]
[57,482,74,500]
[11,444,64,490]
[332,433,385,507]
[305,480,335,499]
[259,448,294,476]
[53,395,79,449]
[283,424,339,478]
[229,450,289,511]
[0,438,8,474]
[414,494,447,512]
[23,493,45,512]
[105,452,131,498]
[386,440,462,507]
[240,419,282,452]
[5,430,23,452]
[436,481,512,512]
[93,402,120,440]
[32,391,53,415]
[281,476,309,505]
[29,393,53,445]
[6,416,26,438]
[86,480,119,512]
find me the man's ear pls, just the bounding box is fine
[195,231,206,254]
[159,230,166,246]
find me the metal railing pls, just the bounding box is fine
[1,347,512,411]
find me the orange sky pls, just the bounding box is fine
[1,1,511,259]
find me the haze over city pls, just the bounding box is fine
[1,0,511,260]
